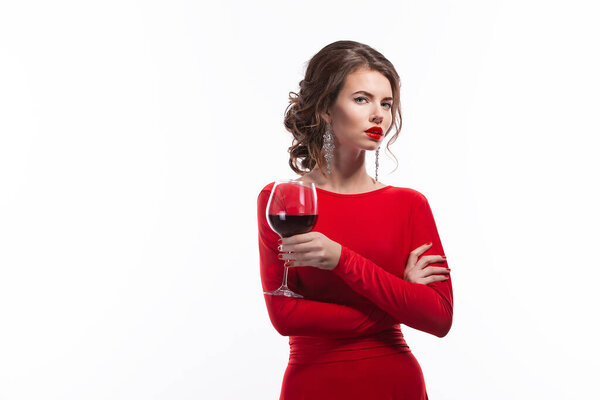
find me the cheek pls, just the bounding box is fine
[332,109,349,131]
[338,106,365,128]
[385,111,393,128]
[331,102,370,133]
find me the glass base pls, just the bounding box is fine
[264,285,303,298]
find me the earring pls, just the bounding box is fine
[375,147,380,182]
[323,124,335,175]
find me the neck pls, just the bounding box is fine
[307,148,379,193]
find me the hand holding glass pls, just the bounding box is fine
[265,180,318,298]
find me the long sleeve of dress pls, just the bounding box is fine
[331,192,454,338]
[257,190,396,338]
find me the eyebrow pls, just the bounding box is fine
[352,90,393,102]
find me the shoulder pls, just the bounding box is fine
[259,181,275,193]
[384,186,434,216]
[385,185,429,203]
[257,181,276,203]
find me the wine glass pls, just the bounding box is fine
[264,180,318,298]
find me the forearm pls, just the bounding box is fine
[260,237,396,338]
[263,292,397,338]
[332,246,453,337]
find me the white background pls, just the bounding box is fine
[1,0,599,399]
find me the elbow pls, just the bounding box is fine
[270,317,291,337]
[265,299,293,337]
[433,309,453,338]
[434,319,452,338]
[430,291,453,338]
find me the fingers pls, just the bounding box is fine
[278,241,318,254]
[415,254,447,269]
[420,274,450,285]
[280,232,318,246]
[421,266,450,276]
[278,249,319,265]
[404,242,450,284]
[411,242,433,254]
[407,242,432,266]
[280,248,333,268]
[283,253,320,268]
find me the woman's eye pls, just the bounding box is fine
[354,97,392,110]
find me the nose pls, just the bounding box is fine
[370,109,384,125]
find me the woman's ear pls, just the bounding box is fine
[320,110,332,125]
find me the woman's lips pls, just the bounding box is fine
[365,131,383,139]
[365,126,383,139]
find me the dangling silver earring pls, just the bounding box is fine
[323,124,335,175]
[375,147,380,182]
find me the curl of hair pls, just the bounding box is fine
[284,40,403,177]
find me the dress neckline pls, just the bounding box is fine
[314,185,392,198]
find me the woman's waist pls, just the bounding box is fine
[288,325,410,365]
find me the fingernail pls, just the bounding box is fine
[278,238,282,244]
[278,254,284,260]
[284,261,291,267]
[278,245,283,251]
[446,268,451,271]
[425,242,432,246]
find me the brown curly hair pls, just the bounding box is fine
[284,40,402,177]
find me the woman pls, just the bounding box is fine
[257,41,453,399]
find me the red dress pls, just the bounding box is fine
[257,182,453,400]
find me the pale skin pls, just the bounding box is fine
[281,67,449,284]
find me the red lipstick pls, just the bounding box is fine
[365,126,383,139]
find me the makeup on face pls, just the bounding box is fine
[329,68,393,147]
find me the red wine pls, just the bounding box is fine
[268,214,318,238]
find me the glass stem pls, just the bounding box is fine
[281,265,290,289]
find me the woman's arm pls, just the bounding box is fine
[257,189,396,338]
[330,192,453,338]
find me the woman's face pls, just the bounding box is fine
[325,67,394,152]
